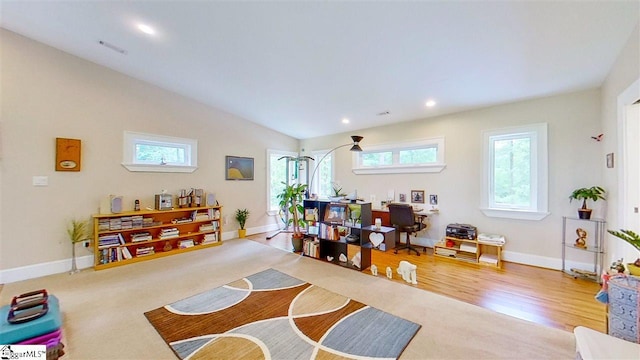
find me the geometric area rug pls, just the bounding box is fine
[145,268,421,359]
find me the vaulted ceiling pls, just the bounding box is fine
[1,1,638,139]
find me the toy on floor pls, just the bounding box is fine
[386,266,392,279]
[370,264,378,276]
[397,260,418,284]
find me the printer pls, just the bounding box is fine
[446,223,477,240]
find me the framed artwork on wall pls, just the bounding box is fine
[411,190,425,203]
[226,156,254,180]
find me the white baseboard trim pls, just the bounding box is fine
[0,255,94,284]
[1,229,573,284]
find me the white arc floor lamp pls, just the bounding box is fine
[308,135,363,198]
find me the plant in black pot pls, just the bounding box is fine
[277,182,308,252]
[569,186,606,219]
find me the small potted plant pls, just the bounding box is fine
[607,229,640,275]
[67,218,88,274]
[329,183,346,202]
[277,182,308,251]
[235,208,249,238]
[569,186,606,219]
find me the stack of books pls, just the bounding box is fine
[98,219,110,231]
[98,233,124,249]
[109,218,122,230]
[159,228,179,239]
[131,232,152,242]
[131,215,144,228]
[192,210,211,221]
[136,246,155,257]
[202,233,218,244]
[199,223,214,232]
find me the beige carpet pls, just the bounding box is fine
[0,239,576,359]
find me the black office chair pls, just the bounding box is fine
[388,203,425,256]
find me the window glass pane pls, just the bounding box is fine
[317,156,332,198]
[492,137,531,207]
[136,144,185,163]
[269,153,288,211]
[399,148,437,164]
[361,152,392,166]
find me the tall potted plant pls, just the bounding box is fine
[235,208,249,238]
[569,186,606,219]
[67,218,88,274]
[277,182,308,252]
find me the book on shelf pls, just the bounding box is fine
[131,232,152,242]
[171,217,193,224]
[199,224,214,232]
[459,243,477,253]
[179,239,195,248]
[136,246,155,257]
[202,233,218,243]
[98,233,124,249]
[122,246,133,260]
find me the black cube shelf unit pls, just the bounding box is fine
[303,200,393,271]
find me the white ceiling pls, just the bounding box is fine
[1,1,638,139]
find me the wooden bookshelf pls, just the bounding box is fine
[93,206,222,270]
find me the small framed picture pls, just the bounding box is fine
[429,194,438,205]
[399,193,406,202]
[606,153,614,168]
[411,190,425,204]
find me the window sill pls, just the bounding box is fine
[353,164,446,175]
[480,208,550,221]
[122,163,197,173]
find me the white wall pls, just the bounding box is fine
[0,29,298,280]
[302,89,604,269]
[601,23,640,265]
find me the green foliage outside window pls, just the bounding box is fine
[493,137,531,207]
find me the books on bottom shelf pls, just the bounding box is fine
[136,246,155,257]
[100,245,132,264]
[202,233,219,244]
[303,239,320,258]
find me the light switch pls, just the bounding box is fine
[33,176,48,186]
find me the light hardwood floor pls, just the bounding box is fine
[247,232,607,333]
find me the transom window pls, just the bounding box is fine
[353,137,446,174]
[122,131,197,173]
[481,123,549,220]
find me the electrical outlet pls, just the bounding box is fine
[82,240,90,248]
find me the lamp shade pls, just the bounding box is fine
[350,135,363,151]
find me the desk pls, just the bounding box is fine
[371,208,430,251]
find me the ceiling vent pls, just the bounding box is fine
[377,111,390,116]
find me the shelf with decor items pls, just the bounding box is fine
[303,200,384,271]
[93,206,222,270]
[561,216,605,283]
[434,236,503,268]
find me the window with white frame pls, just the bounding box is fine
[267,149,298,214]
[352,137,446,174]
[309,150,334,198]
[122,131,197,173]
[481,123,549,220]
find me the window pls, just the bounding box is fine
[267,149,298,214]
[481,123,549,220]
[353,137,446,174]
[310,150,334,198]
[122,131,197,173]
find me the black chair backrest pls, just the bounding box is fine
[388,204,415,228]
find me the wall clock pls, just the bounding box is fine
[56,137,81,171]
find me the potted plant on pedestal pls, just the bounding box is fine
[235,208,249,238]
[607,229,640,275]
[277,182,308,252]
[67,218,88,274]
[569,186,606,219]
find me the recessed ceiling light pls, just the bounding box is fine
[425,99,437,107]
[137,23,155,35]
[342,118,350,124]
